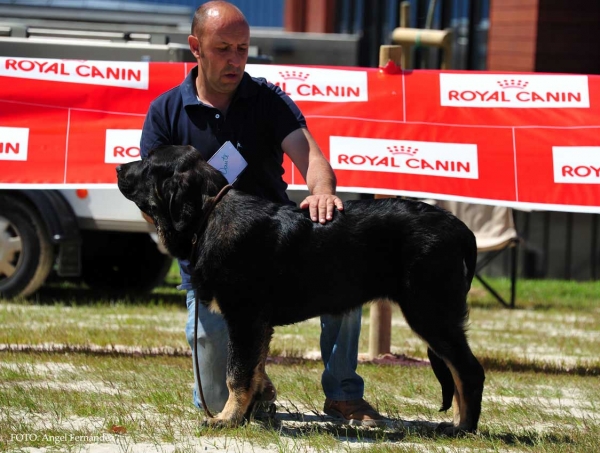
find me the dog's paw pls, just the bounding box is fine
[250,402,277,421]
[435,421,475,436]
[202,416,240,429]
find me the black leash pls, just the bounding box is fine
[192,287,213,418]
[190,184,232,419]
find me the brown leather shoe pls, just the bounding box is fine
[323,398,386,427]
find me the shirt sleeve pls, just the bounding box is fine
[266,83,308,145]
[140,101,171,159]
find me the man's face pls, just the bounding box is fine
[192,16,250,96]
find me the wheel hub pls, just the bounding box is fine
[0,216,22,278]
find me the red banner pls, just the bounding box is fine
[1,57,600,213]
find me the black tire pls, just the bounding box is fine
[80,230,172,295]
[0,195,55,298]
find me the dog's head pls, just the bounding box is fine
[116,145,229,259]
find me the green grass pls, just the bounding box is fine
[1,277,600,452]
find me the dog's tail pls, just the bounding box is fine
[427,348,454,412]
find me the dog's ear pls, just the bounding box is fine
[165,173,196,233]
[153,146,229,233]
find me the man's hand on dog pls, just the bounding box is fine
[300,194,344,224]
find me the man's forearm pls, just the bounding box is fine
[306,157,337,196]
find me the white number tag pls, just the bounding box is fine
[207,141,248,184]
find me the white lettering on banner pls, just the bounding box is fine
[246,64,368,102]
[0,127,29,161]
[553,146,600,184]
[0,57,149,90]
[330,137,478,179]
[440,73,590,108]
[105,129,142,164]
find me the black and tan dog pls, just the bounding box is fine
[116,145,485,434]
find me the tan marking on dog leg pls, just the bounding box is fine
[211,364,262,426]
[446,362,472,431]
[247,326,275,401]
[211,383,254,426]
[252,361,267,397]
[453,386,462,425]
[255,332,272,396]
[207,298,221,314]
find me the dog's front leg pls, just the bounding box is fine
[206,321,270,428]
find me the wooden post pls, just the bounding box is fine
[368,44,402,360]
[378,45,403,73]
[391,27,453,70]
[369,187,394,359]
[441,32,453,70]
[368,297,393,360]
[400,1,411,69]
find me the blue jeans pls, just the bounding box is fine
[185,290,364,412]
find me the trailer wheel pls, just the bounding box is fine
[0,195,55,298]
[80,231,172,295]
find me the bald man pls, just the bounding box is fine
[140,0,384,427]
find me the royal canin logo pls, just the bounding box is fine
[0,127,28,161]
[440,73,590,108]
[246,64,369,103]
[105,129,142,164]
[0,57,149,89]
[330,137,478,179]
[553,147,600,184]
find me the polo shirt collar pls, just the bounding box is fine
[181,66,257,108]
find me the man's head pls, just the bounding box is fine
[188,1,250,98]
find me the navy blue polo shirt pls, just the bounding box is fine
[140,66,307,290]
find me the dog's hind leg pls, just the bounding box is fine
[207,321,272,427]
[425,333,485,435]
[427,347,454,412]
[245,326,276,420]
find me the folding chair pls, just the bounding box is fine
[432,201,521,308]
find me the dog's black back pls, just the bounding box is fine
[117,145,484,434]
[199,193,476,329]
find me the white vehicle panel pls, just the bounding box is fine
[59,188,154,232]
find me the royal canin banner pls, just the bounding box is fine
[2,57,600,213]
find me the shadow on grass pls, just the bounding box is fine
[25,283,184,307]
[252,411,577,447]
[481,356,600,377]
[487,431,575,448]
[249,410,420,442]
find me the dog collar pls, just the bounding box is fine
[190,184,233,250]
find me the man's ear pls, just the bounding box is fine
[188,35,201,59]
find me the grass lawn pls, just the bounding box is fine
[1,276,599,452]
